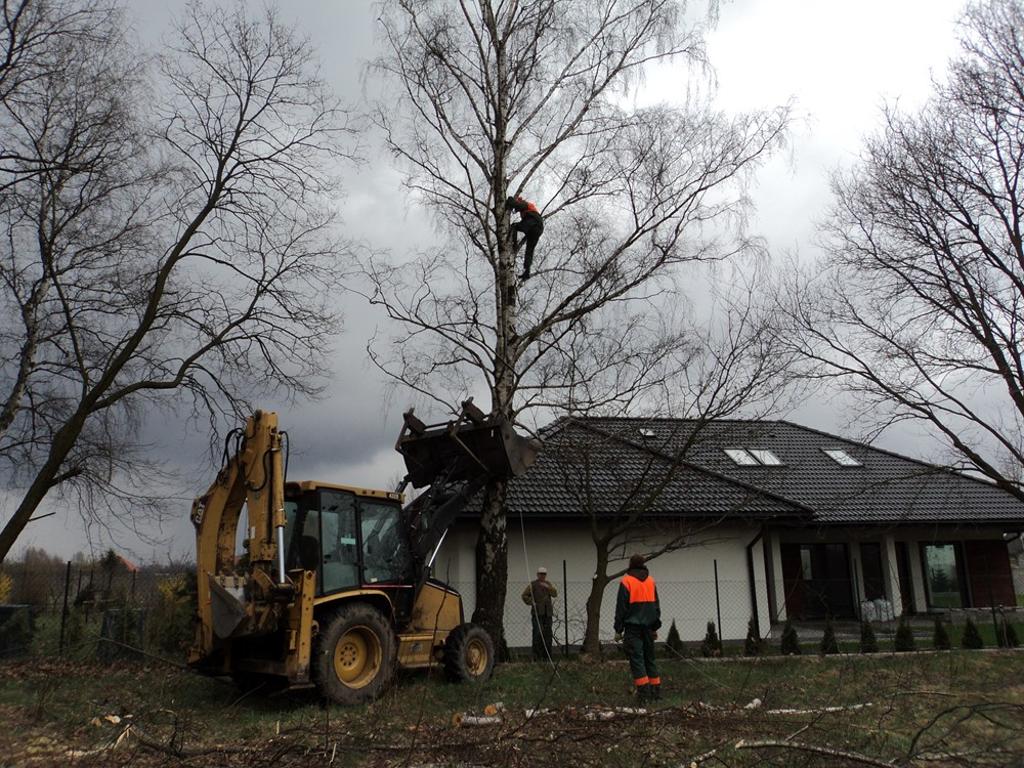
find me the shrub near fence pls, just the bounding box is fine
[0,559,194,661]
[4,556,1023,662]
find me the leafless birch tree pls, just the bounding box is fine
[0,1,352,560]
[777,0,1024,502]
[368,0,789,646]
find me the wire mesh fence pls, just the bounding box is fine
[0,557,193,662]
[2,557,1021,663]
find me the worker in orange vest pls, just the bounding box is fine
[505,195,544,281]
[613,554,662,703]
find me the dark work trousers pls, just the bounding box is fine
[512,216,543,279]
[531,611,554,660]
[623,625,660,689]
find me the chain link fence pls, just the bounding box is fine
[0,558,193,661]
[453,575,759,654]
[5,557,1019,662]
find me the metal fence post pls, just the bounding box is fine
[59,561,71,656]
[990,581,1002,645]
[713,559,722,638]
[562,559,569,656]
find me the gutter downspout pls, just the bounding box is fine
[746,525,766,637]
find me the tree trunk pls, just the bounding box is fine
[471,17,518,656]
[582,545,611,655]
[472,478,509,654]
[0,413,84,562]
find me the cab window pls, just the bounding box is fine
[320,490,359,592]
[359,498,412,584]
[283,500,321,572]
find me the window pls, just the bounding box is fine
[921,543,965,609]
[724,448,759,465]
[823,448,862,466]
[283,500,323,573]
[749,449,783,466]
[360,498,412,584]
[800,545,813,580]
[320,490,359,593]
[725,448,783,466]
[859,542,885,600]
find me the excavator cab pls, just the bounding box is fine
[189,402,538,705]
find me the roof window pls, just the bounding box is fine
[725,448,785,466]
[749,449,783,466]
[638,428,655,438]
[823,448,862,467]
[724,448,760,466]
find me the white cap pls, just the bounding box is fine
[537,566,547,574]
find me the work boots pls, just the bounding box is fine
[635,684,652,705]
[650,684,662,701]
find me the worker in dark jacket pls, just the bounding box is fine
[522,566,557,660]
[613,554,662,703]
[506,195,543,281]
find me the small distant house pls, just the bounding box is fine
[435,418,1024,646]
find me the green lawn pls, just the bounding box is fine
[1,650,1022,766]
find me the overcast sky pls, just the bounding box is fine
[5,0,968,561]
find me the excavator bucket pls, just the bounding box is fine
[396,400,539,488]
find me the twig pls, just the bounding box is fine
[765,702,873,716]
[685,746,718,765]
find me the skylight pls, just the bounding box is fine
[749,449,783,466]
[639,428,655,438]
[823,448,862,467]
[724,448,760,466]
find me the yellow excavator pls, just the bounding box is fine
[188,401,537,704]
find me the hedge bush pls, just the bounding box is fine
[932,617,951,650]
[962,617,983,649]
[780,620,801,655]
[700,621,722,658]
[819,617,839,655]
[859,620,878,654]
[744,618,762,656]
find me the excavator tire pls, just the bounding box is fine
[313,603,397,705]
[443,623,495,683]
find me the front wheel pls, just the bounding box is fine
[443,623,495,683]
[314,603,397,705]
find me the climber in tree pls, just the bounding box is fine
[506,195,544,281]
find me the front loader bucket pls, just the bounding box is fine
[396,400,539,488]
[208,575,250,639]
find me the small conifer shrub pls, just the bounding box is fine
[932,617,951,650]
[819,617,839,655]
[859,620,878,654]
[780,619,801,655]
[997,619,1020,648]
[744,618,762,656]
[700,621,722,657]
[961,617,984,650]
[894,615,916,652]
[665,620,684,657]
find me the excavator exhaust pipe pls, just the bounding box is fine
[396,399,539,488]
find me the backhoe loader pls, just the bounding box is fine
[188,401,537,704]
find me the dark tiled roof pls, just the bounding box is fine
[489,419,807,521]
[532,418,1024,526]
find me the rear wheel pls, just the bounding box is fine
[443,623,495,683]
[314,603,397,705]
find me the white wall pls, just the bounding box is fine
[433,520,767,647]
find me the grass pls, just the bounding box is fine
[1,650,1022,766]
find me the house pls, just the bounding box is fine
[433,418,1024,646]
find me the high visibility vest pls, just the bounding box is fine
[622,573,657,604]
